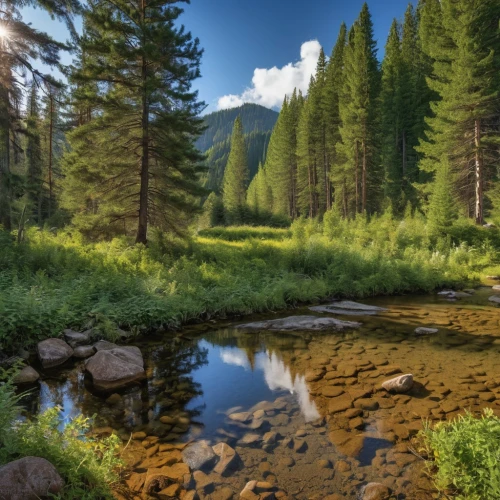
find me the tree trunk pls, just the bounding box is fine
[136,4,149,244]
[0,121,10,230]
[48,93,53,218]
[361,139,367,213]
[474,119,483,225]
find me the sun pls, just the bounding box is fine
[0,24,9,39]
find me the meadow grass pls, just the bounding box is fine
[0,213,499,351]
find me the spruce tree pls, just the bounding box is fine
[222,116,248,223]
[63,0,206,241]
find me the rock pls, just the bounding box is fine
[382,374,414,394]
[37,338,73,368]
[489,296,500,304]
[213,442,238,475]
[328,394,353,413]
[0,457,64,500]
[143,463,190,494]
[73,345,96,359]
[414,327,438,335]
[228,412,252,423]
[486,275,500,280]
[316,459,332,469]
[236,315,361,332]
[93,340,119,351]
[361,482,391,500]
[492,285,500,291]
[182,440,216,471]
[63,329,90,348]
[158,483,181,499]
[310,301,387,316]
[212,486,234,500]
[85,346,144,391]
[125,472,146,492]
[322,386,345,398]
[13,366,39,384]
[239,433,262,446]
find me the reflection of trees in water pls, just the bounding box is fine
[143,339,209,424]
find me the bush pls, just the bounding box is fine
[420,409,500,500]
[0,369,122,499]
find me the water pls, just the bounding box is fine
[21,286,500,499]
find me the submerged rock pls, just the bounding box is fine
[414,327,438,335]
[382,374,414,394]
[236,315,361,332]
[0,457,64,500]
[438,290,471,299]
[182,440,216,471]
[212,442,238,475]
[361,482,391,500]
[310,301,387,316]
[85,346,145,390]
[13,366,40,384]
[37,338,73,368]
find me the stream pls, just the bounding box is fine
[21,286,500,499]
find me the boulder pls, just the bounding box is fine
[182,440,216,471]
[93,340,119,351]
[63,329,90,348]
[236,315,361,332]
[310,301,387,316]
[73,345,96,359]
[492,285,500,291]
[85,346,145,391]
[0,457,64,500]
[382,374,414,394]
[414,327,438,335]
[361,482,391,500]
[37,338,73,368]
[486,275,500,280]
[438,290,471,299]
[489,296,500,304]
[13,366,40,384]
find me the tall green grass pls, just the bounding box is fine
[0,213,499,351]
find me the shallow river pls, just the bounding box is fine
[24,286,500,499]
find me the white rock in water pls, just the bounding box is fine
[415,327,438,335]
[382,374,414,394]
[237,315,361,332]
[489,296,500,304]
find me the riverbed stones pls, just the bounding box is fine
[73,345,96,359]
[182,441,216,471]
[212,442,238,475]
[13,366,39,384]
[63,329,91,348]
[143,463,190,494]
[0,457,64,500]
[414,327,438,335]
[382,374,414,394]
[236,315,361,332]
[328,394,353,413]
[85,346,145,391]
[37,338,73,368]
[361,482,391,500]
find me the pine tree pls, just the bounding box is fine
[427,159,458,231]
[324,23,347,213]
[63,0,206,241]
[418,0,500,223]
[338,4,380,216]
[296,95,314,217]
[222,117,248,222]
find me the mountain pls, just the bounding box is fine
[197,104,279,192]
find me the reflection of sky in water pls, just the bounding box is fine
[220,347,319,422]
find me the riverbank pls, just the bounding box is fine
[1,216,499,354]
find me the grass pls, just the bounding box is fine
[420,409,500,500]
[0,368,122,499]
[0,212,499,352]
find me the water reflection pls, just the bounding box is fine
[220,347,319,421]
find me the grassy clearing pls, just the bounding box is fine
[0,213,499,352]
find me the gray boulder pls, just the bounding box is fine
[63,329,91,348]
[93,340,119,351]
[13,366,40,384]
[85,346,145,391]
[382,374,414,394]
[237,315,361,332]
[73,345,96,359]
[182,440,216,471]
[37,338,73,368]
[310,300,387,316]
[0,457,64,500]
[489,296,500,304]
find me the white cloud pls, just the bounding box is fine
[216,40,322,110]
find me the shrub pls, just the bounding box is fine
[420,409,500,500]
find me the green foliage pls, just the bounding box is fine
[420,409,500,500]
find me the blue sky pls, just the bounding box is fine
[23,0,415,113]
